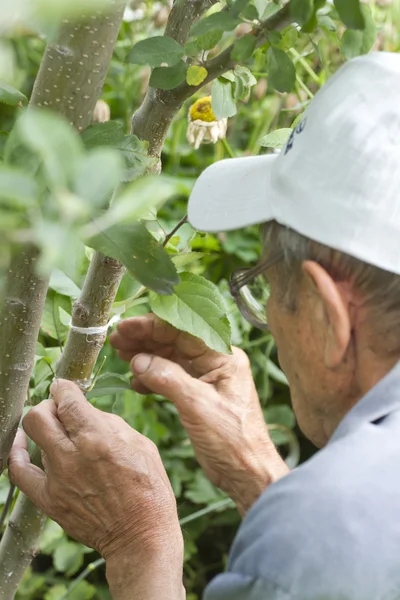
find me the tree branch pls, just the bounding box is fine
[164,0,218,44]
[56,253,125,384]
[131,0,219,159]
[132,1,293,158]
[175,1,293,101]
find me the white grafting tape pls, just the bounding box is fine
[69,314,120,335]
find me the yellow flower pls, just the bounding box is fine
[187,96,228,150]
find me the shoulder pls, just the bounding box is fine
[228,424,400,599]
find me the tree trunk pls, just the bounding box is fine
[0,2,126,597]
[0,249,48,475]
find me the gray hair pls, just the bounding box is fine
[261,221,400,356]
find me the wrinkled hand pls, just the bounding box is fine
[110,314,288,515]
[8,379,182,565]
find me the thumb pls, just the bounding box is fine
[50,378,96,435]
[131,354,206,409]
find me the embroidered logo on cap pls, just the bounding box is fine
[285,118,307,155]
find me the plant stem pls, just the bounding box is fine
[221,138,236,158]
[59,558,106,600]
[163,215,188,247]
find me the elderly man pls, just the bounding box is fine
[8,51,400,600]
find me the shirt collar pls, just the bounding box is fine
[329,360,400,444]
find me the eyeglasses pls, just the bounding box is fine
[229,251,284,330]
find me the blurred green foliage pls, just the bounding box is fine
[1,0,399,598]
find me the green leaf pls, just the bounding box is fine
[171,252,205,272]
[49,269,81,299]
[212,78,237,120]
[232,35,257,61]
[149,272,232,354]
[341,5,376,59]
[318,14,337,32]
[267,47,296,93]
[150,61,187,90]
[242,4,259,20]
[41,290,71,341]
[290,0,313,26]
[85,222,179,295]
[53,541,84,576]
[195,30,223,51]
[334,0,364,30]
[190,12,240,37]
[58,306,71,327]
[87,175,180,231]
[267,30,282,46]
[0,166,38,207]
[40,520,64,555]
[266,359,289,386]
[186,65,208,86]
[86,373,131,400]
[0,81,27,106]
[66,581,96,600]
[127,36,185,67]
[44,585,68,600]
[265,404,295,428]
[254,0,274,19]
[230,0,252,17]
[258,128,292,149]
[72,147,123,208]
[81,121,125,147]
[185,471,226,505]
[81,122,156,182]
[234,65,257,100]
[7,109,83,188]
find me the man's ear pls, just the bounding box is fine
[302,261,351,369]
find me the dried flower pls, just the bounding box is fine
[187,96,228,150]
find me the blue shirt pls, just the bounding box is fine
[204,361,400,600]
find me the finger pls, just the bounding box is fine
[22,399,72,456]
[130,354,210,410]
[8,430,49,510]
[131,378,152,395]
[116,344,175,363]
[112,314,229,377]
[50,379,98,436]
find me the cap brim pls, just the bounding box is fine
[188,154,278,232]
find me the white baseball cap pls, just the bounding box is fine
[188,52,400,275]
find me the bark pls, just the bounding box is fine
[0,249,48,475]
[0,2,126,597]
[0,489,46,594]
[131,0,219,158]
[56,253,125,384]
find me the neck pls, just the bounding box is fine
[322,349,400,446]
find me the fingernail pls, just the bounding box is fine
[50,379,59,395]
[132,354,152,374]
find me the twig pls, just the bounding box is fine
[163,215,188,247]
[58,557,105,600]
[0,484,16,532]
